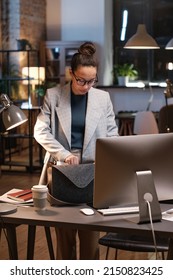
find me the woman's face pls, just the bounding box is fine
[70,66,97,95]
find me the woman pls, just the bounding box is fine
[34,41,119,259]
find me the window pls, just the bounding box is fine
[113,0,173,83]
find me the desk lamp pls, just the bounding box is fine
[0,93,28,214]
[0,94,28,130]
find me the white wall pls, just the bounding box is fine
[46,0,113,85]
[46,0,61,40]
[61,0,104,42]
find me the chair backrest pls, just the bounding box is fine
[133,111,159,135]
[158,104,173,133]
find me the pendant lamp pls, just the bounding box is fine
[165,38,173,50]
[124,24,160,49]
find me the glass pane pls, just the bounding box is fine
[113,0,173,82]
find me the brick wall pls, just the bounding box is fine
[20,0,46,50]
[0,0,46,50]
[0,0,47,100]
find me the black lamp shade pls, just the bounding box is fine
[2,104,28,130]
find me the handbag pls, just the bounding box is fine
[47,163,94,206]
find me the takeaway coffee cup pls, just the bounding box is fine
[31,185,48,211]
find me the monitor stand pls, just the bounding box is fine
[136,170,162,224]
[0,203,17,215]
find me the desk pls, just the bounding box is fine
[1,203,173,259]
[0,224,18,259]
[116,111,159,136]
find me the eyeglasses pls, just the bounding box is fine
[72,72,98,86]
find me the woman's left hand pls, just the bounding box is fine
[64,154,79,165]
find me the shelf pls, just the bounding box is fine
[2,160,42,167]
[40,41,84,85]
[1,133,31,139]
[0,49,42,173]
[0,77,34,82]
[0,49,38,53]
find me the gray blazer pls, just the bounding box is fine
[34,83,118,167]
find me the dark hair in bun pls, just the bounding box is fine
[71,41,98,72]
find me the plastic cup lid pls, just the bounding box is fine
[32,185,48,192]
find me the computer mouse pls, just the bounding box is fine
[80,208,94,216]
[166,209,173,214]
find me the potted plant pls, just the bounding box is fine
[113,63,138,86]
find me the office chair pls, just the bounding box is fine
[158,104,173,133]
[99,232,169,260]
[158,79,173,133]
[133,111,159,135]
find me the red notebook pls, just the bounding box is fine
[7,189,32,202]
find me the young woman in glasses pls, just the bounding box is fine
[34,41,118,259]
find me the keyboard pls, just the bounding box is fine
[97,206,139,216]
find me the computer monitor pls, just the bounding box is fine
[93,133,173,211]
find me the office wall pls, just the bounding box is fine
[46,0,61,40]
[107,87,166,115]
[0,0,46,50]
[46,0,113,85]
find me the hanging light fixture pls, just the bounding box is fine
[165,38,173,50]
[124,24,160,49]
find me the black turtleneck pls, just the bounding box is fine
[71,91,88,149]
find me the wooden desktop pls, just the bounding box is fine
[1,202,173,260]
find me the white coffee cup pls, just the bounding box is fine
[31,185,48,211]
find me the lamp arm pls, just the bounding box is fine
[0,93,13,113]
[38,151,51,185]
[0,93,12,109]
[0,106,6,114]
